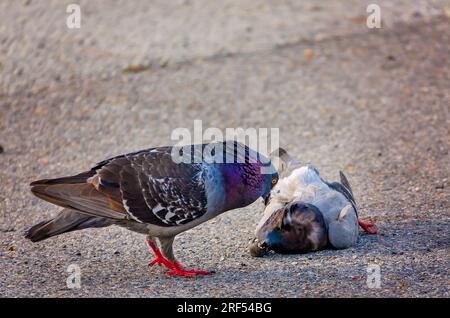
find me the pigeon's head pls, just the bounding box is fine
[246,154,279,209]
[220,148,278,210]
[251,202,328,256]
[261,162,279,196]
[270,202,328,253]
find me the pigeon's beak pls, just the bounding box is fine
[262,193,271,206]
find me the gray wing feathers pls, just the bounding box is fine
[269,147,301,178]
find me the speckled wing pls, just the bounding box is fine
[93,147,207,227]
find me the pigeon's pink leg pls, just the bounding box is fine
[146,238,176,269]
[358,219,377,234]
[165,262,212,277]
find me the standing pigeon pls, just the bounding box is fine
[25,141,279,277]
[250,148,376,256]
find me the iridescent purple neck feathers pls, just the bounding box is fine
[218,161,277,211]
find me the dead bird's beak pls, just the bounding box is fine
[249,239,269,257]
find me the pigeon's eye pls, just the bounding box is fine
[271,178,278,185]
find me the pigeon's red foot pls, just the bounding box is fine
[146,239,176,270]
[358,219,377,234]
[146,238,211,277]
[148,254,176,269]
[165,262,212,277]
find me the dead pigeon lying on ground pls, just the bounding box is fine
[250,148,376,257]
[25,141,278,277]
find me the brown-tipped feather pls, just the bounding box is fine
[30,174,127,221]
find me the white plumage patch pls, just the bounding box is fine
[123,199,144,223]
[257,165,352,233]
[152,203,165,214]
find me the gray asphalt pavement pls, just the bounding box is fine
[0,1,449,297]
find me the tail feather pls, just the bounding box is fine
[339,171,354,195]
[30,171,95,186]
[30,175,126,220]
[25,209,113,242]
